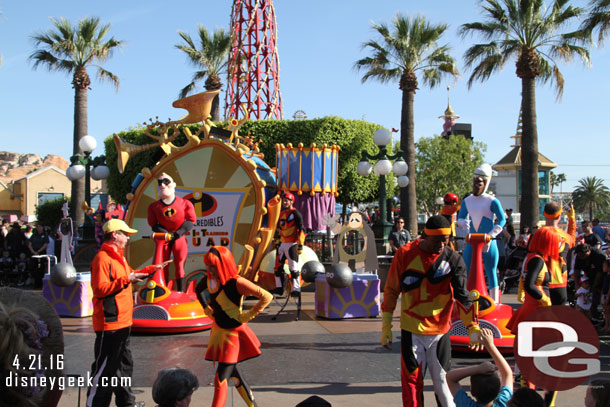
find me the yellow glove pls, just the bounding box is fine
[238,309,257,323]
[517,278,525,303]
[468,325,482,347]
[203,306,214,318]
[381,312,393,348]
[567,205,575,220]
[539,295,552,307]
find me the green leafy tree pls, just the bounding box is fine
[35,197,69,230]
[460,0,591,229]
[104,117,383,208]
[30,17,123,227]
[354,14,458,236]
[414,135,486,216]
[175,26,231,121]
[572,176,610,220]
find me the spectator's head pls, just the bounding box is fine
[575,243,592,259]
[152,367,198,407]
[35,223,44,234]
[582,221,591,232]
[581,276,590,288]
[507,388,544,407]
[470,372,501,405]
[395,217,405,229]
[585,379,610,407]
[11,222,20,230]
[592,218,600,226]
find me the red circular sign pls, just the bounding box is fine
[513,305,600,391]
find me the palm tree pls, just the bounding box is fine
[581,0,610,44]
[572,176,610,220]
[354,14,458,235]
[550,171,567,193]
[460,0,591,230]
[30,17,123,227]
[175,26,231,121]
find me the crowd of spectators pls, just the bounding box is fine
[0,218,57,288]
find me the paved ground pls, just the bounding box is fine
[22,289,610,406]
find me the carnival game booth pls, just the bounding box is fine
[449,233,515,352]
[114,90,280,333]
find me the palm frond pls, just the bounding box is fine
[96,66,120,91]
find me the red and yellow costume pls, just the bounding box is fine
[274,206,306,292]
[542,207,576,305]
[196,246,272,407]
[147,196,196,290]
[507,227,558,390]
[382,238,478,407]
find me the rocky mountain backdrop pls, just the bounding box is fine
[0,151,69,184]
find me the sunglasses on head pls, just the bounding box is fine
[157,178,172,186]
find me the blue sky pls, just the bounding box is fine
[0,0,607,192]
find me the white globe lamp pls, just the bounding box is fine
[373,129,392,146]
[357,161,372,176]
[79,135,97,153]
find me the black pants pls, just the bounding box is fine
[87,327,134,407]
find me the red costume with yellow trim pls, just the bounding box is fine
[196,246,272,407]
[541,206,576,305]
[147,196,196,290]
[274,201,306,293]
[507,227,558,390]
[382,226,478,407]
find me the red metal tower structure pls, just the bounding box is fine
[225,0,283,120]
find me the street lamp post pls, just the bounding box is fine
[65,135,109,240]
[357,129,409,240]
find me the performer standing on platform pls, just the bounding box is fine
[458,164,506,303]
[273,192,306,297]
[196,246,272,407]
[381,215,481,407]
[147,173,196,292]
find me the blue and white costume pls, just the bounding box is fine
[457,164,506,303]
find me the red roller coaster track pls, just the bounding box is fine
[225,0,283,120]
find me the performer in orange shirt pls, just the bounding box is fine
[381,215,481,407]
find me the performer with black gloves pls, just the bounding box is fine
[147,173,196,292]
[195,246,272,407]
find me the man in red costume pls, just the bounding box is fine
[147,173,196,292]
[381,215,481,407]
[273,192,306,296]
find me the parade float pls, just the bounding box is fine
[110,90,335,332]
[449,233,515,352]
